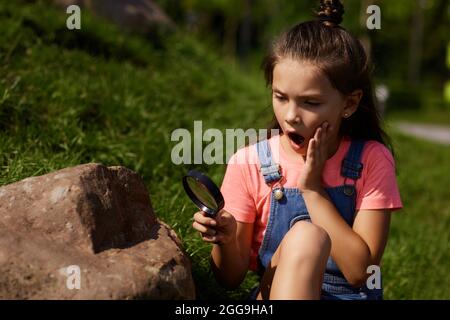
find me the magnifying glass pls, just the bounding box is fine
[182,169,224,217]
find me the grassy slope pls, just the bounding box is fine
[382,129,450,299]
[0,0,267,300]
[0,1,448,299]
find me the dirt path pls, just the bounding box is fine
[394,122,450,145]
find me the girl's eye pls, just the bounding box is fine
[274,95,287,102]
[305,101,321,106]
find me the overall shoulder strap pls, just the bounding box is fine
[341,139,365,180]
[255,139,282,184]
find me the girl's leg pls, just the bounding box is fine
[256,246,281,300]
[261,221,331,300]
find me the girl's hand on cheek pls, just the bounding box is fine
[297,122,332,193]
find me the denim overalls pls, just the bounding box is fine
[249,138,383,300]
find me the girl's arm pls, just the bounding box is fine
[193,209,253,290]
[302,190,391,287]
[211,220,254,289]
[299,123,392,287]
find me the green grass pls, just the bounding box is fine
[381,128,450,299]
[1,1,448,300]
[386,109,450,126]
[0,0,268,300]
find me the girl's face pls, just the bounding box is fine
[272,58,360,157]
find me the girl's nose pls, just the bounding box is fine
[285,103,301,126]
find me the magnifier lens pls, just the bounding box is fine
[186,176,218,210]
[182,170,225,217]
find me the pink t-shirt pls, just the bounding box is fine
[220,134,403,271]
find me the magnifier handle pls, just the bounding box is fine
[203,209,218,218]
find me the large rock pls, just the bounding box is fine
[54,0,176,34]
[0,163,195,299]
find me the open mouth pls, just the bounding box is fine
[287,132,305,147]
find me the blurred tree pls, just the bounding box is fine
[358,0,376,60]
[408,0,426,87]
[154,0,448,109]
[421,0,449,84]
[156,0,322,59]
[445,43,450,106]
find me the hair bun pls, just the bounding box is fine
[316,0,344,27]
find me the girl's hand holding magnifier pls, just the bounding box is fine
[183,170,237,245]
[192,210,237,245]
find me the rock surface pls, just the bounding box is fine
[0,163,195,299]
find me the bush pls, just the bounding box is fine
[385,83,422,112]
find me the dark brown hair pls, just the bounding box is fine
[262,0,392,152]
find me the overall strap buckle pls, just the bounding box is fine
[256,139,282,184]
[341,139,365,195]
[341,159,363,179]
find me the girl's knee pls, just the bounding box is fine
[279,221,331,261]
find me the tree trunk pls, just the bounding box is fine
[237,0,253,67]
[408,0,426,86]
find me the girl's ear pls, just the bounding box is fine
[342,90,363,118]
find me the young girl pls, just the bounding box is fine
[192,0,402,300]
